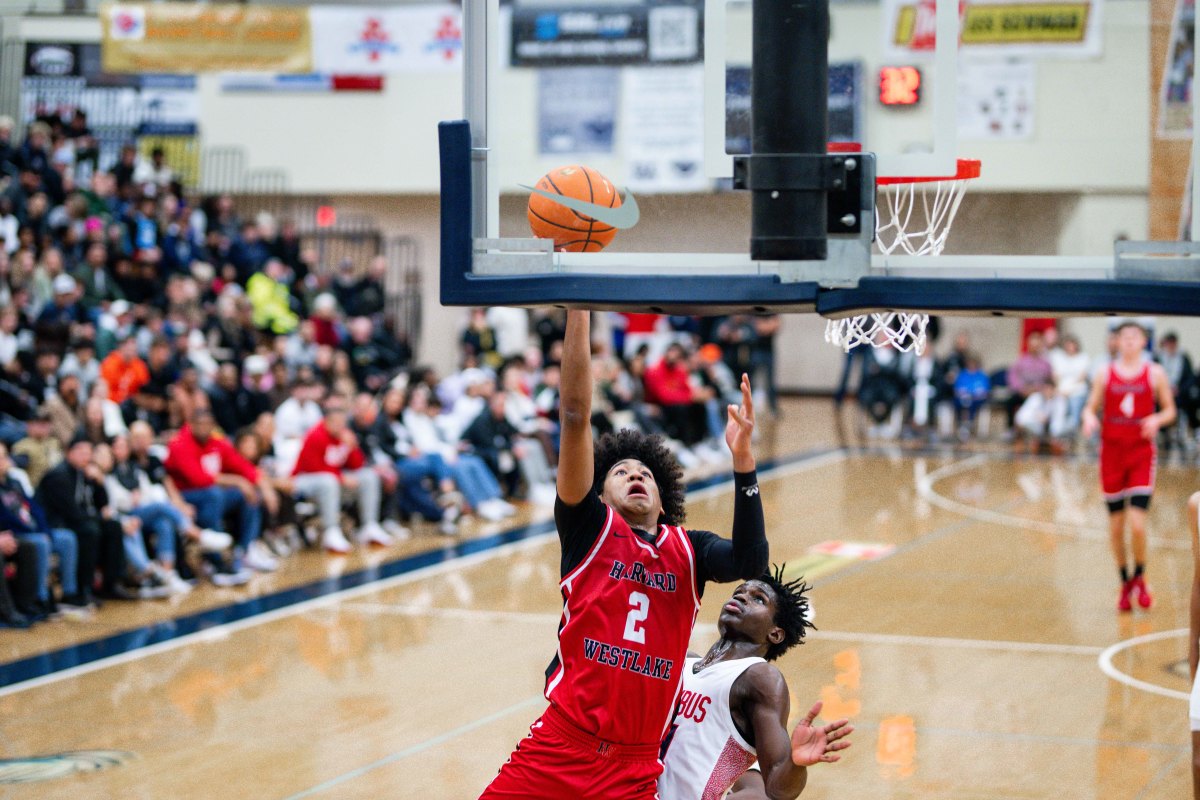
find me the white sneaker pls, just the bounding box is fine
[211,566,253,587]
[356,523,394,548]
[381,519,411,541]
[163,570,193,595]
[197,529,233,553]
[674,446,700,469]
[244,541,280,572]
[477,499,508,522]
[439,504,461,535]
[497,499,518,516]
[529,483,558,506]
[323,526,353,554]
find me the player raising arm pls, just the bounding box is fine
[658,570,852,800]
[1081,322,1175,611]
[480,309,769,799]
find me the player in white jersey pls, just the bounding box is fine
[1188,491,1200,799]
[658,568,852,800]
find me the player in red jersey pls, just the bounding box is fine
[480,310,769,799]
[1082,321,1175,612]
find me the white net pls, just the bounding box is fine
[824,162,977,356]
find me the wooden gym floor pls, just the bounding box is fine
[0,398,1194,798]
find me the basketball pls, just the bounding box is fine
[527,165,621,252]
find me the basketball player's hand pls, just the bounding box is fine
[725,373,756,470]
[789,701,853,767]
[1140,415,1161,439]
[1081,410,1099,438]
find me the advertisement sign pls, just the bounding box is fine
[725,62,863,155]
[309,5,462,74]
[882,0,1103,60]
[537,68,618,155]
[101,3,313,73]
[623,66,707,192]
[511,2,702,67]
[24,43,82,77]
[957,58,1036,139]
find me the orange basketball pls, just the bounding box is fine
[527,165,621,252]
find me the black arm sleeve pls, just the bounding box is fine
[553,490,608,578]
[688,470,768,589]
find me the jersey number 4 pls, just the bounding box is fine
[1119,392,1135,417]
[624,591,650,644]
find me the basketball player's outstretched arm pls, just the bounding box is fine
[734,665,852,800]
[557,309,594,506]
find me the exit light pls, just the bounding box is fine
[879,66,921,106]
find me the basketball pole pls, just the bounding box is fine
[749,0,830,261]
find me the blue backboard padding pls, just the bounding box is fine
[817,276,1200,317]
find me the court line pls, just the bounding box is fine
[1097,628,1191,702]
[849,719,1189,753]
[345,603,1104,656]
[0,446,844,697]
[919,454,1191,551]
[1133,749,1192,800]
[281,694,546,800]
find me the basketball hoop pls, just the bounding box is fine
[824,154,981,356]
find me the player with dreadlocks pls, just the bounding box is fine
[481,310,769,799]
[658,567,853,800]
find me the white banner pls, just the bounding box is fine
[310,5,462,74]
[957,59,1036,140]
[621,66,708,193]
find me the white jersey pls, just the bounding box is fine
[658,656,764,800]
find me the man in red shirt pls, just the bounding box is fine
[643,343,711,448]
[1082,322,1176,611]
[165,409,280,577]
[291,396,392,554]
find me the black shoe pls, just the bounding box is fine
[0,609,32,629]
[15,603,48,624]
[101,584,138,601]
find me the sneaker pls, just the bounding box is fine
[211,567,253,587]
[323,526,353,554]
[496,499,518,517]
[244,541,280,572]
[1117,580,1133,612]
[356,522,394,548]
[1131,575,1153,609]
[137,575,173,600]
[477,499,509,522]
[381,519,411,541]
[162,570,194,595]
[197,529,233,553]
[439,504,461,535]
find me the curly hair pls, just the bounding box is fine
[758,564,815,661]
[592,429,686,526]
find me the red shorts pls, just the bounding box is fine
[479,704,662,800]
[1099,438,1156,501]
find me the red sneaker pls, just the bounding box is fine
[1131,575,1153,609]
[1117,580,1133,612]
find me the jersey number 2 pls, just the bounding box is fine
[624,591,649,644]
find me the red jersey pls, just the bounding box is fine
[291,423,366,479]
[1102,362,1155,443]
[546,503,701,747]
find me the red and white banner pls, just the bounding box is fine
[310,5,462,74]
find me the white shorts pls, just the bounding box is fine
[1191,659,1200,731]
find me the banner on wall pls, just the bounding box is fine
[622,66,707,192]
[882,0,1103,60]
[310,5,461,74]
[511,2,702,67]
[537,68,618,155]
[101,3,312,73]
[1159,0,1195,138]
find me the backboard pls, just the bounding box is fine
[441,0,1200,318]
